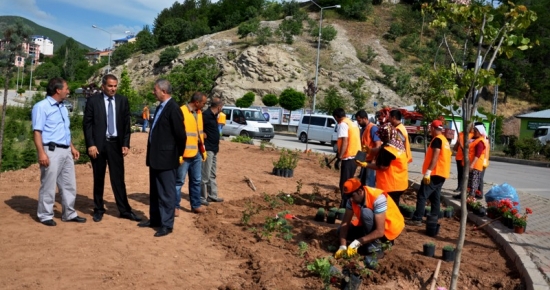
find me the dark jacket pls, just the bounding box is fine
[202,108,220,153]
[83,93,131,151]
[146,98,186,170]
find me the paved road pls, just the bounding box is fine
[271,134,550,199]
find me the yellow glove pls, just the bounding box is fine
[179,156,184,165]
[334,246,347,259]
[361,145,370,154]
[423,170,431,185]
[346,247,358,258]
[355,160,367,168]
[201,151,207,161]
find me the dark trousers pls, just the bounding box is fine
[149,167,177,229]
[388,191,404,206]
[456,159,464,190]
[91,140,131,214]
[478,168,486,193]
[343,207,392,245]
[412,176,446,221]
[339,159,358,208]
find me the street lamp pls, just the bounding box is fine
[311,0,340,112]
[29,55,34,91]
[92,25,112,73]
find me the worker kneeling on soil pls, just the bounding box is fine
[335,178,404,268]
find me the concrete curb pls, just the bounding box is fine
[410,181,549,290]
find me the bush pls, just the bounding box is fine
[516,138,543,160]
[185,43,198,53]
[262,94,279,106]
[236,92,255,108]
[503,136,519,157]
[357,46,378,65]
[157,46,181,67]
[542,143,550,160]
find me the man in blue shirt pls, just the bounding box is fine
[31,77,87,226]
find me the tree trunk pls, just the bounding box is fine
[0,74,10,173]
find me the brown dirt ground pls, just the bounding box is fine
[0,133,522,289]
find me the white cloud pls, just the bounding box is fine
[1,0,55,21]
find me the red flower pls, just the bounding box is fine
[513,201,519,206]
[526,208,533,214]
[511,209,518,215]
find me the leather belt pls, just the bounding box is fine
[44,142,69,149]
[106,136,118,142]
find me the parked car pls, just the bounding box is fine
[133,106,156,126]
[534,126,550,144]
[296,114,337,145]
[221,106,274,141]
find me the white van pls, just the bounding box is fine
[296,114,337,144]
[221,107,274,141]
[534,126,550,144]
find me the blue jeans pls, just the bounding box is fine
[175,153,202,209]
[142,119,148,132]
[360,167,376,187]
[218,124,224,135]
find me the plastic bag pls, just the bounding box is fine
[485,183,520,211]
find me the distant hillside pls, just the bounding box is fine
[0,15,91,51]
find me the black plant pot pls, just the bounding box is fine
[274,168,282,176]
[438,211,444,218]
[444,209,454,218]
[402,210,414,219]
[284,169,291,177]
[503,217,514,228]
[442,248,455,262]
[272,167,277,175]
[476,207,486,217]
[336,209,346,220]
[340,269,362,290]
[327,212,336,224]
[423,244,435,257]
[288,169,294,178]
[426,214,438,224]
[426,223,440,237]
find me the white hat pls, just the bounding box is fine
[475,124,486,136]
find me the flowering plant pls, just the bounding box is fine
[513,208,533,228]
[496,199,519,219]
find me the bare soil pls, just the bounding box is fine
[0,133,522,289]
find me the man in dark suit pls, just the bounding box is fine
[83,74,141,223]
[138,78,186,237]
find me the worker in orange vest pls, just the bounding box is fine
[452,123,474,193]
[335,178,404,269]
[355,123,408,206]
[475,122,490,195]
[355,109,381,187]
[142,104,150,133]
[388,109,412,163]
[407,120,451,226]
[465,124,487,199]
[333,108,361,208]
[217,111,226,136]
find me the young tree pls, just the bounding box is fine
[166,56,220,104]
[0,20,33,172]
[135,25,157,54]
[340,78,370,112]
[118,66,141,113]
[317,86,347,114]
[279,87,306,131]
[421,1,537,288]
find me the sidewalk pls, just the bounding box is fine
[407,165,550,290]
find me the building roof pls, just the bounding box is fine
[516,109,550,119]
[113,35,136,43]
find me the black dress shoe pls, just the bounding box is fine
[66,216,87,223]
[207,197,224,202]
[120,212,142,222]
[93,212,104,222]
[154,227,173,237]
[41,219,56,226]
[138,220,160,228]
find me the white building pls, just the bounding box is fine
[31,35,54,55]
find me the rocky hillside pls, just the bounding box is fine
[96,16,406,111]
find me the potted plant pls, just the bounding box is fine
[335,248,371,290]
[466,195,477,211]
[423,242,436,257]
[315,208,326,222]
[424,206,431,217]
[486,201,499,219]
[327,211,336,224]
[512,207,532,234]
[336,208,346,220]
[425,222,440,237]
[400,205,414,219]
[442,245,455,262]
[444,207,454,218]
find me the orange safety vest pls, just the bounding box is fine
[482,137,490,168]
[181,104,204,158]
[350,186,404,240]
[217,112,226,125]
[455,132,473,161]
[395,123,412,163]
[337,118,361,159]
[468,137,485,171]
[422,134,451,179]
[142,106,149,119]
[376,146,409,193]
[361,122,377,162]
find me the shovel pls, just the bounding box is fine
[325,156,338,169]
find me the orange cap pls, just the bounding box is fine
[343,178,362,194]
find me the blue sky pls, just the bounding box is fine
[1,0,176,50]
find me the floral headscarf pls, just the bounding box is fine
[376,123,405,152]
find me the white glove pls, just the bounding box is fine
[338,245,347,251]
[334,245,348,258]
[349,239,361,249]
